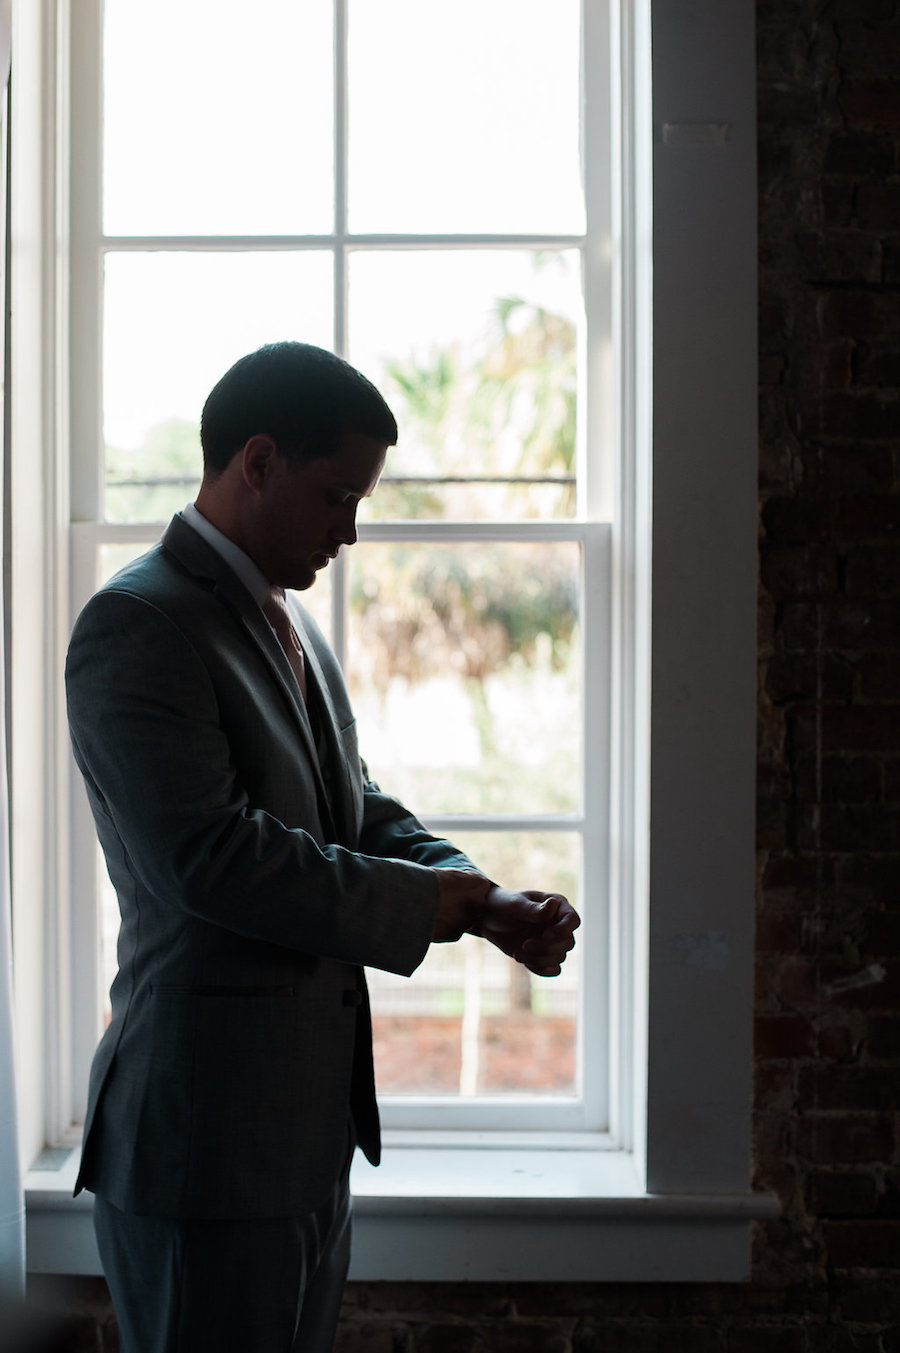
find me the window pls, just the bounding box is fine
[68,0,607,1136]
[15,0,767,1282]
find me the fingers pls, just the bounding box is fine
[517,912,579,975]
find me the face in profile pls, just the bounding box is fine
[248,432,387,590]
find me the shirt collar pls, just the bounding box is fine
[181,501,271,608]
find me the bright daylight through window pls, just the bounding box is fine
[67,0,607,1134]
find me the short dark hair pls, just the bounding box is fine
[200,341,398,475]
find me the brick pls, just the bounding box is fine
[823,129,896,175]
[416,1324,480,1353]
[817,1332,885,1353]
[877,1172,900,1217]
[764,654,855,704]
[758,127,799,182]
[836,496,900,542]
[821,958,900,1011]
[805,1170,880,1216]
[867,1015,900,1058]
[334,1323,407,1353]
[756,21,811,77]
[886,758,900,799]
[797,230,883,286]
[769,957,819,1007]
[473,1323,570,1353]
[755,1064,796,1113]
[761,546,839,599]
[807,340,859,392]
[757,755,793,800]
[836,22,900,79]
[859,651,900,698]
[825,597,900,647]
[756,797,792,851]
[798,445,894,495]
[845,545,900,596]
[799,1064,900,1111]
[839,80,900,132]
[822,1219,900,1268]
[834,1274,900,1323]
[762,496,834,544]
[857,181,900,231]
[812,287,900,338]
[793,392,900,441]
[760,86,822,126]
[796,1113,895,1165]
[883,238,900,285]
[855,342,900,386]
[728,1330,807,1353]
[755,908,805,953]
[759,352,787,386]
[795,755,883,804]
[830,0,896,24]
[864,912,900,955]
[817,1021,855,1060]
[800,704,900,752]
[573,1326,657,1353]
[814,803,900,852]
[836,853,900,904]
[774,603,821,652]
[759,297,792,345]
[822,180,856,228]
[756,1013,815,1059]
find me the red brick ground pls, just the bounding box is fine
[372,1015,577,1095]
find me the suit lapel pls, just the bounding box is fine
[161,515,338,840]
[286,600,355,843]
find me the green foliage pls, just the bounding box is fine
[105,418,201,522]
[350,543,577,689]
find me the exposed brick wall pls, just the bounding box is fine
[25,0,900,1348]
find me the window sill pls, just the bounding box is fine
[25,1145,778,1283]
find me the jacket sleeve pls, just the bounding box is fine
[358,773,479,874]
[66,587,438,976]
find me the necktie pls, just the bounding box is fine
[262,587,308,701]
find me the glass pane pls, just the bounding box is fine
[103,252,333,522]
[288,579,332,647]
[350,251,582,522]
[369,832,580,1096]
[99,542,157,585]
[99,848,118,1028]
[104,0,333,235]
[348,0,583,234]
[346,541,581,814]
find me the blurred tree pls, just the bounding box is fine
[105,418,201,522]
[353,274,579,741]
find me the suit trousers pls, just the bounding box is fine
[92,1148,353,1353]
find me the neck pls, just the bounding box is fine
[194,482,245,552]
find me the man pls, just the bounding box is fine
[66,342,579,1353]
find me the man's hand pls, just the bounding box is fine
[432,870,580,976]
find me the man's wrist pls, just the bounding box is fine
[466,878,497,938]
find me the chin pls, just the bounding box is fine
[288,570,318,592]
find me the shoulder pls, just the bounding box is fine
[68,536,217,671]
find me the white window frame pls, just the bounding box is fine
[15,0,775,1283]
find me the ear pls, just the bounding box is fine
[240,434,280,493]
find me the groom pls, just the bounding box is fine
[66,341,579,1353]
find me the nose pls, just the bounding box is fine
[333,503,358,548]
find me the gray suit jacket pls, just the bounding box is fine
[66,513,473,1219]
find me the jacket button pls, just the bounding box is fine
[342,989,363,1007]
